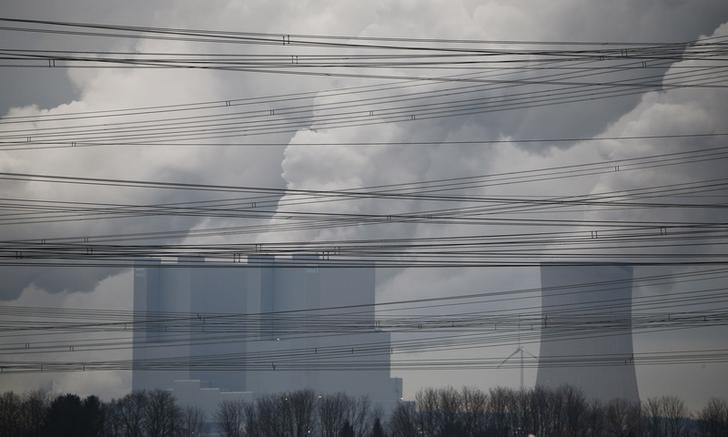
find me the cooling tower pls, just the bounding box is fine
[535,263,640,403]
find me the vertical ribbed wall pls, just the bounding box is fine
[132,257,402,410]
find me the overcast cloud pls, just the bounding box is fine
[1,0,727,409]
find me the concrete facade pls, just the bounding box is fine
[535,263,640,403]
[132,257,402,411]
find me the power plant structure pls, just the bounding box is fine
[133,259,641,410]
[536,263,640,403]
[132,256,402,415]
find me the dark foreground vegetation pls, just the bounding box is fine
[1,386,727,436]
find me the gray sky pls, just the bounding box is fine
[1,0,727,411]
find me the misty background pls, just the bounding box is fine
[1,0,727,411]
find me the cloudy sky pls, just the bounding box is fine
[1,0,727,410]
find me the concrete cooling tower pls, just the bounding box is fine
[536,263,640,403]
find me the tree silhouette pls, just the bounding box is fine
[217,399,245,437]
[21,390,49,437]
[698,398,728,437]
[180,406,205,437]
[340,420,355,437]
[319,393,351,437]
[81,395,105,437]
[143,389,179,437]
[0,391,23,436]
[44,393,85,436]
[371,417,386,437]
[42,393,104,437]
[115,391,147,437]
[388,402,417,437]
[2,385,728,436]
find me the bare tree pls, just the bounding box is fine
[439,387,464,436]
[319,393,351,437]
[415,388,439,437]
[347,395,372,437]
[0,392,23,436]
[340,420,355,437]
[179,406,205,437]
[460,387,487,436]
[277,393,297,437]
[143,389,180,437]
[605,398,642,437]
[116,391,147,437]
[244,402,259,437]
[584,399,606,437]
[558,385,587,437]
[287,390,317,437]
[661,396,687,437]
[103,399,124,437]
[370,416,386,437]
[1,385,710,437]
[506,388,533,435]
[644,396,688,437]
[252,395,276,436]
[529,385,554,435]
[698,398,728,437]
[254,394,290,437]
[217,399,246,437]
[388,402,417,437]
[643,397,664,437]
[487,387,512,436]
[21,390,50,437]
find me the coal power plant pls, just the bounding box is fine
[132,257,402,415]
[536,263,640,403]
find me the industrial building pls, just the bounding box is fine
[132,256,402,415]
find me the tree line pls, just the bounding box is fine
[0,385,727,436]
[389,386,728,437]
